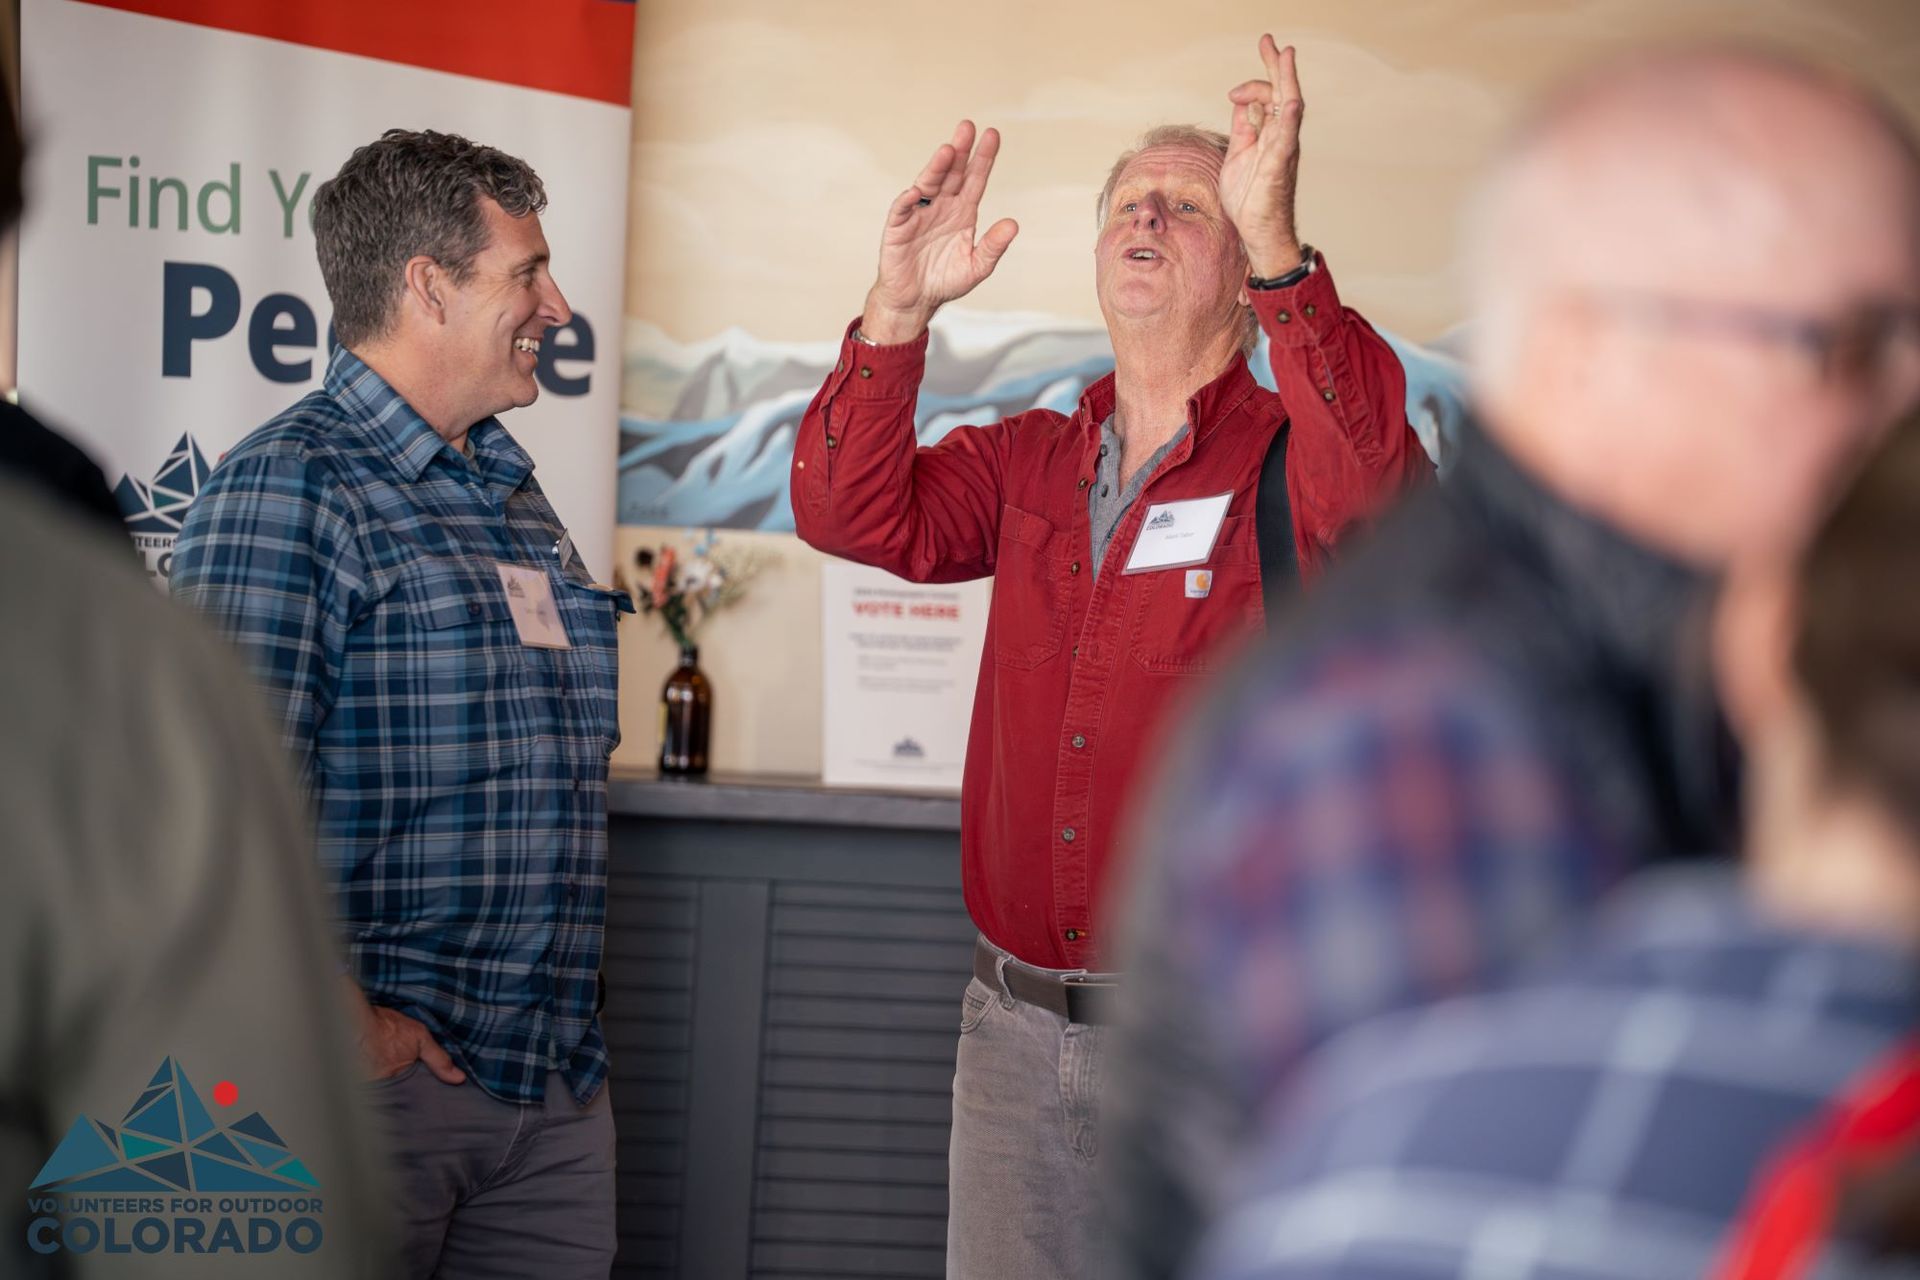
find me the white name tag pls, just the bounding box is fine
[1123,491,1233,574]
[494,562,572,649]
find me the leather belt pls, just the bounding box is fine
[973,936,1119,1026]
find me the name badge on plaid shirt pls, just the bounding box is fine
[495,562,572,649]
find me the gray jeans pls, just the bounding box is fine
[362,1066,615,1279]
[947,939,1112,1280]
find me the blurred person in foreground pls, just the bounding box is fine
[791,36,1430,1279]
[1186,408,1920,1279]
[0,483,399,1280]
[172,130,630,1277]
[0,81,390,1279]
[1102,46,1920,1280]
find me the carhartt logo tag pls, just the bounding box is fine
[1185,569,1213,598]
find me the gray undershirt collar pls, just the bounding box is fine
[1088,415,1190,577]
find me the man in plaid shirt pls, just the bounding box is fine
[172,130,630,1279]
[1190,406,1920,1280]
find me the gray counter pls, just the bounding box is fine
[608,766,961,832]
[603,769,971,1279]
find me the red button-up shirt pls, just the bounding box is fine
[792,258,1430,969]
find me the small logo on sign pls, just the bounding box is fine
[1147,510,1177,531]
[1185,570,1213,598]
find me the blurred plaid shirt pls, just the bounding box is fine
[1189,870,1920,1280]
[172,346,630,1106]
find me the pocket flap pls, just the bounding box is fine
[399,561,515,630]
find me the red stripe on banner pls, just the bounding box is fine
[73,0,636,107]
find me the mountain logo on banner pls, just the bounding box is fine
[31,1058,319,1194]
[113,434,210,534]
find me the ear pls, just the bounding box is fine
[400,255,446,325]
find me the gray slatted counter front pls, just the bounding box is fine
[604,768,971,1279]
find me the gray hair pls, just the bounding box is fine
[313,129,548,349]
[1096,124,1230,227]
[1096,124,1256,356]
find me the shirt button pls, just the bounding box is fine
[825,434,838,448]
[1322,388,1336,402]
[1062,827,1076,842]
[1099,445,1108,457]
[1064,928,1081,942]
[1276,310,1291,323]
[1070,561,1080,575]
[859,366,874,379]
[1071,734,1086,748]
[467,603,481,617]
[1099,484,1109,496]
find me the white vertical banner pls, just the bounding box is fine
[16,0,635,584]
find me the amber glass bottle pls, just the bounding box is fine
[659,646,711,776]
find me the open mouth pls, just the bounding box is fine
[513,336,542,355]
[1124,247,1163,264]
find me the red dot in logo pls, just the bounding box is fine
[212,1081,238,1107]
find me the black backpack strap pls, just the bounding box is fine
[1255,419,1298,621]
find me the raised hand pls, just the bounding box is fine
[861,120,1020,344]
[1220,35,1306,278]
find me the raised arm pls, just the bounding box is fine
[792,121,1029,583]
[1221,37,1433,580]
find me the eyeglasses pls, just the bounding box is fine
[1576,289,1920,389]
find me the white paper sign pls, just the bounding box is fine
[822,562,991,792]
[1123,491,1233,573]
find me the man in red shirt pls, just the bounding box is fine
[791,36,1430,1279]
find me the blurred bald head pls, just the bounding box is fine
[1467,47,1920,566]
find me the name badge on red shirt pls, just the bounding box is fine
[1123,491,1232,574]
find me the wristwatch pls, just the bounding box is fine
[1248,244,1317,291]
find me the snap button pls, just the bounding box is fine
[1276,310,1291,323]
[1062,827,1076,842]
[1304,303,1317,317]
[1070,562,1080,575]
[859,366,873,379]
[1064,928,1081,942]
[1071,734,1086,749]
[1322,388,1336,402]
[825,435,838,448]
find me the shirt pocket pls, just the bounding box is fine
[992,504,1070,671]
[392,559,538,785]
[557,575,630,758]
[1127,514,1262,675]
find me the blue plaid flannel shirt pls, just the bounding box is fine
[1189,869,1920,1280]
[172,347,631,1106]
